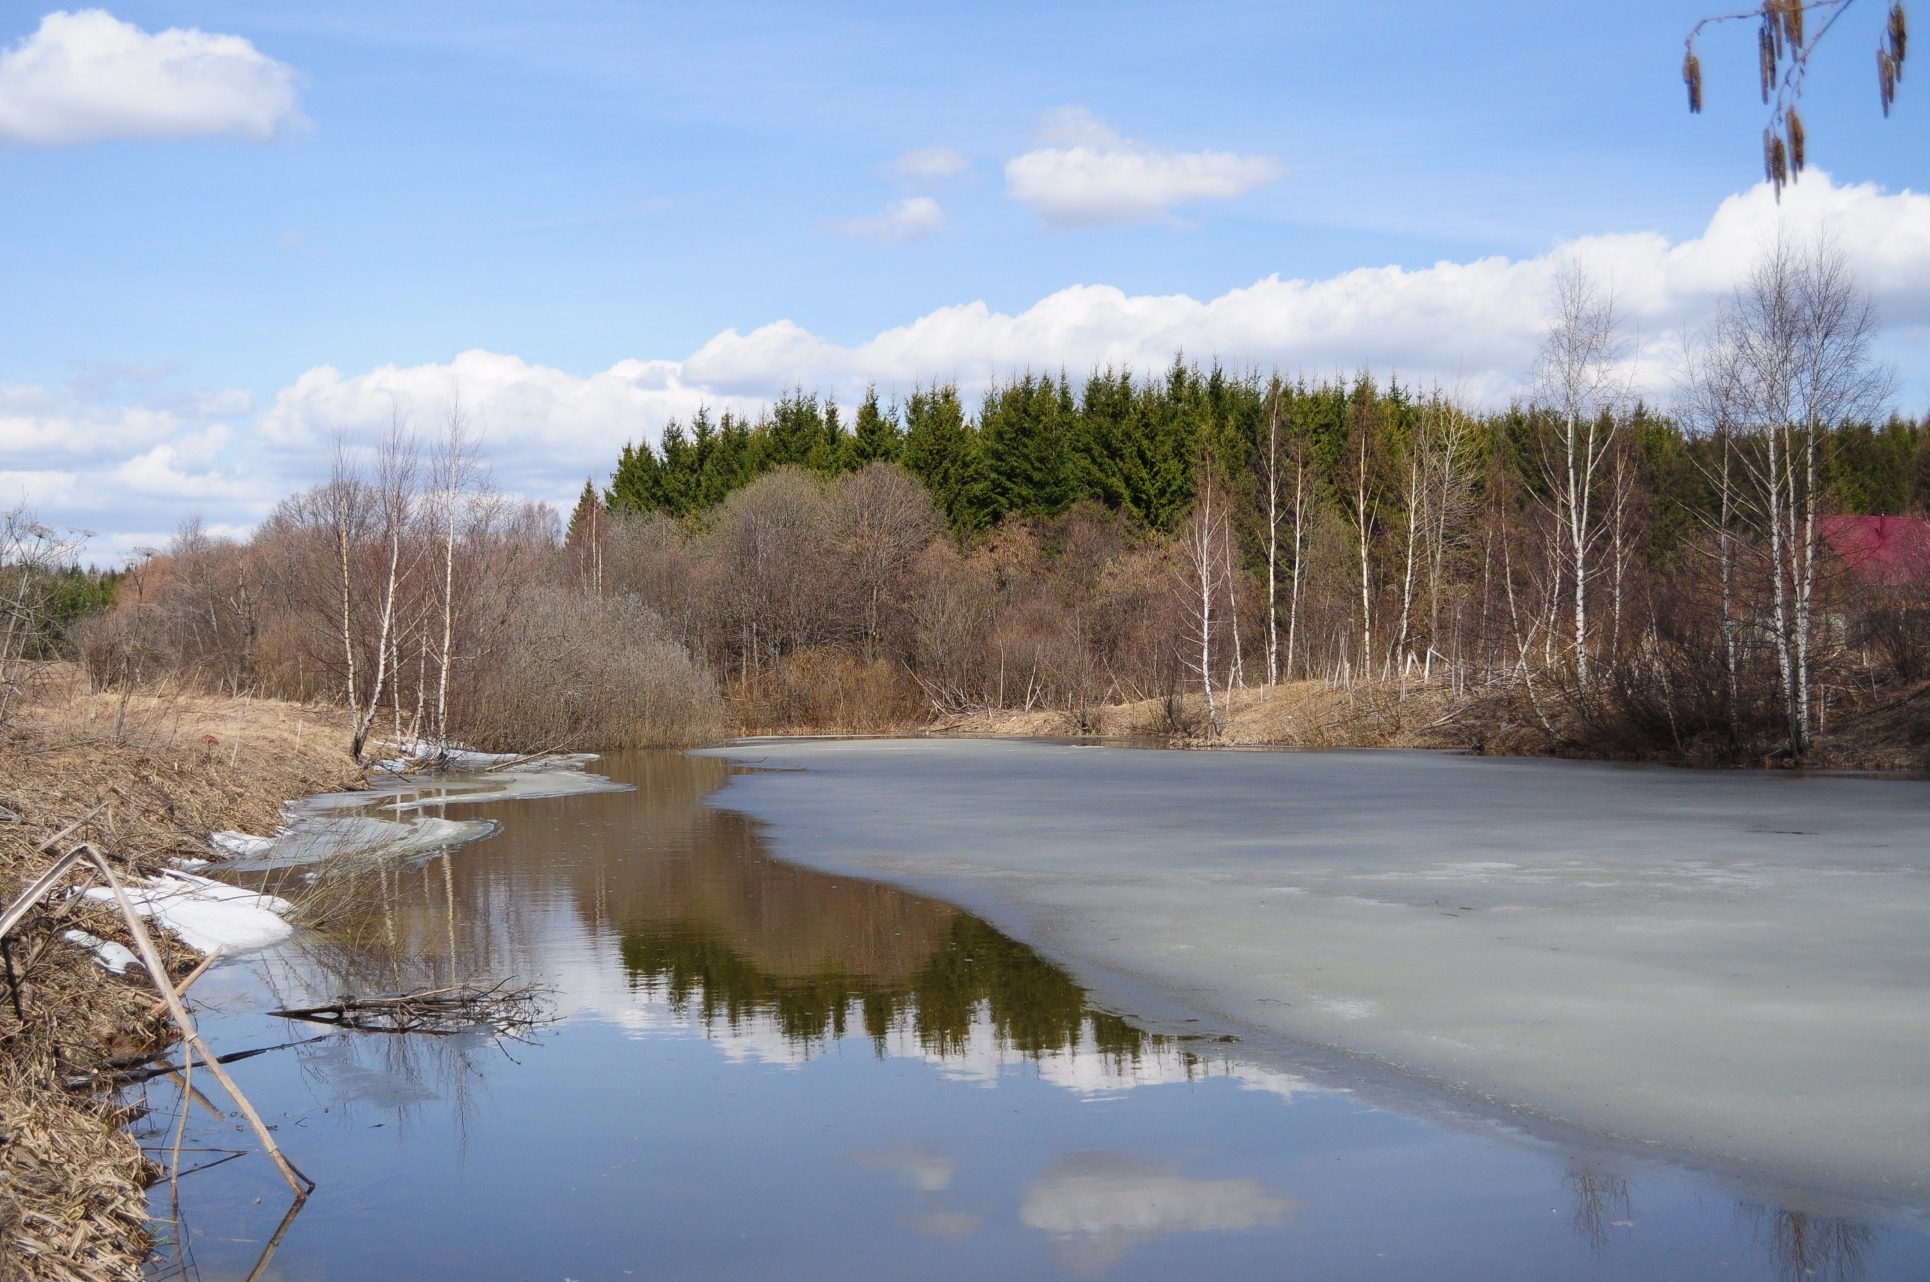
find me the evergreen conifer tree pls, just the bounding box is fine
[979,372,1077,522]
[608,437,666,513]
[900,382,983,529]
[849,384,902,466]
[566,478,604,543]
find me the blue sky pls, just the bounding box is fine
[1,2,1926,556]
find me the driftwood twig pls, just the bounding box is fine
[270,980,555,1039]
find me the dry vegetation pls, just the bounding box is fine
[0,670,354,1282]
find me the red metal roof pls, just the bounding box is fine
[1816,515,1930,587]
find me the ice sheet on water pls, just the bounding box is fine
[212,814,503,871]
[208,756,627,870]
[379,766,627,811]
[697,738,1930,1209]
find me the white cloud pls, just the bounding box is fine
[1005,107,1285,228]
[837,196,945,243]
[15,173,1930,561]
[257,348,765,500]
[0,9,303,145]
[688,171,1930,409]
[884,145,972,186]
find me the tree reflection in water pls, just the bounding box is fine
[620,912,1165,1067]
[1565,1169,1633,1254]
[1745,1205,1883,1282]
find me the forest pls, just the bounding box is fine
[10,239,1929,766]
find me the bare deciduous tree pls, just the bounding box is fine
[1726,234,1892,757]
[1176,474,1228,735]
[1535,262,1633,696]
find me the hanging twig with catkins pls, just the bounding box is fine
[1683,1,1907,199]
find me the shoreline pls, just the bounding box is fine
[0,678,359,1281]
[893,676,1930,773]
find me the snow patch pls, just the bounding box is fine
[62,930,142,974]
[82,869,294,955]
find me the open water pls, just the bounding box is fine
[142,746,1930,1281]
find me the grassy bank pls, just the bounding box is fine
[927,676,1930,770]
[0,670,355,1282]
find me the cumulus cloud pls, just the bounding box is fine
[837,196,945,243]
[1005,107,1285,228]
[0,9,303,145]
[688,172,1930,409]
[19,172,1930,562]
[884,145,972,187]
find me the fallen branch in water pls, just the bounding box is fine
[63,1034,330,1090]
[268,980,556,1039]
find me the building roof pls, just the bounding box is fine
[1816,515,1930,587]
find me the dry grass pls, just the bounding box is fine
[0,667,357,1281]
[936,679,1469,749]
[729,649,926,736]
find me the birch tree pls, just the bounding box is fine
[1729,236,1890,757]
[1680,320,1751,745]
[432,402,479,754]
[1337,386,1388,674]
[1535,263,1632,695]
[349,415,418,761]
[1177,475,1227,735]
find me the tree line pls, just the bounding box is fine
[583,237,1924,758]
[26,235,1927,765]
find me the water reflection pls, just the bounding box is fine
[144,749,1920,1282]
[1021,1153,1301,1277]
[1567,1169,1634,1253]
[1745,1205,1883,1282]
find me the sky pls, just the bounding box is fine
[1,1,1926,561]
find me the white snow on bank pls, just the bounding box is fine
[80,869,294,955]
[697,739,1930,1207]
[62,930,142,974]
[369,740,527,772]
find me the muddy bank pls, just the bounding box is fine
[0,676,356,1281]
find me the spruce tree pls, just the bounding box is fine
[980,372,1076,521]
[566,478,604,544]
[901,382,983,529]
[849,384,902,466]
[608,438,666,513]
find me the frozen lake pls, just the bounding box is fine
[148,745,1928,1279]
[701,738,1930,1214]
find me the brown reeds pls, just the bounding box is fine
[0,678,356,1281]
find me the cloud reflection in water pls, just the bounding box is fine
[1022,1153,1300,1275]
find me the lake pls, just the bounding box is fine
[145,743,1930,1280]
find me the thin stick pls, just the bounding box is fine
[145,945,225,1019]
[0,847,85,942]
[34,801,110,854]
[79,845,315,1195]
